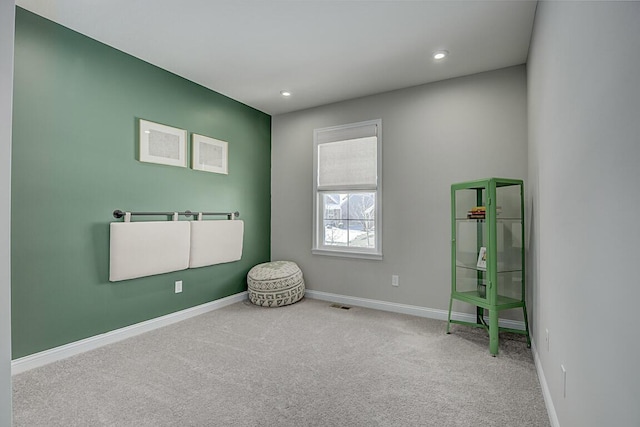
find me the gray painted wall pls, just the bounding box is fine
[272,66,527,317]
[528,2,640,426]
[0,1,14,424]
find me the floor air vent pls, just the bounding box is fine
[330,303,352,310]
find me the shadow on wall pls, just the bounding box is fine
[92,223,110,283]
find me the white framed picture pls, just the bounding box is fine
[191,133,228,174]
[139,119,187,168]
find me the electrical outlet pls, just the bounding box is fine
[175,280,183,293]
[545,329,549,351]
[561,364,567,398]
[392,275,399,287]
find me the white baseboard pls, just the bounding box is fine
[11,291,248,375]
[304,289,526,331]
[531,340,560,427]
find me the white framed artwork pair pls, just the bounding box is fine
[138,118,228,175]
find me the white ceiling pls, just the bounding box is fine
[16,0,537,116]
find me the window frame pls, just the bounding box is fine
[312,119,382,260]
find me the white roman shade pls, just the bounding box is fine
[312,119,382,259]
[315,122,378,191]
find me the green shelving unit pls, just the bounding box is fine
[447,178,530,355]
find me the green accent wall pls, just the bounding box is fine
[11,9,271,359]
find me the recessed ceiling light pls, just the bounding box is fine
[433,50,449,60]
[280,90,291,97]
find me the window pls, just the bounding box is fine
[313,119,382,259]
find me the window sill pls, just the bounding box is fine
[312,248,383,261]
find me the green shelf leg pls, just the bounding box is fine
[489,309,499,356]
[446,296,453,334]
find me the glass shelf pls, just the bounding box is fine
[456,263,522,274]
[456,290,521,305]
[455,218,522,222]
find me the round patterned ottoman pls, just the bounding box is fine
[247,261,305,307]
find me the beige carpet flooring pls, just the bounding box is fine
[13,297,550,426]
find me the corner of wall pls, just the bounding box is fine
[0,1,15,424]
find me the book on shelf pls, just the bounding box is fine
[466,205,503,219]
[476,247,487,270]
[467,206,485,219]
